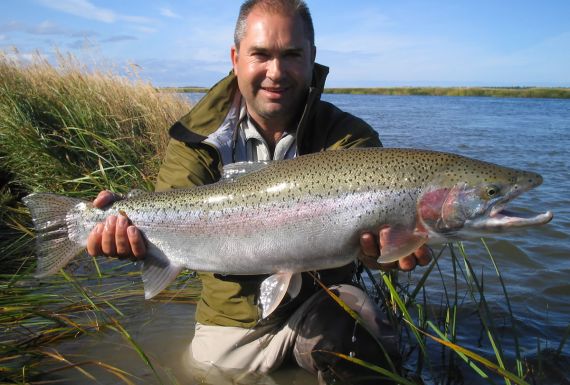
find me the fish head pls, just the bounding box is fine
[417,159,553,241]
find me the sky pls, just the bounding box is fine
[1,0,569,88]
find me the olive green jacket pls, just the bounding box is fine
[155,64,382,327]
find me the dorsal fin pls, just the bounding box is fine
[222,161,272,181]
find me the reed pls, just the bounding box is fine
[364,241,568,385]
[0,50,194,382]
[0,50,191,271]
[0,50,190,196]
[0,262,201,383]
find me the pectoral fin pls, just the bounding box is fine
[259,272,302,319]
[377,227,428,263]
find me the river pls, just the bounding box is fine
[48,93,570,384]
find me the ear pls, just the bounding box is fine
[310,45,317,64]
[231,46,239,76]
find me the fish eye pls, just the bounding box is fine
[486,185,499,197]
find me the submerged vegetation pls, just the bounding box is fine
[1,52,568,384]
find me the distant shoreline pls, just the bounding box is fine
[161,86,570,99]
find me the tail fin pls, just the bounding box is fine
[22,193,88,278]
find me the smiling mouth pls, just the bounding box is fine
[261,86,287,94]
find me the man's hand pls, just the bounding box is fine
[86,191,147,260]
[359,230,432,271]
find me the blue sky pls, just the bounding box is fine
[1,0,569,87]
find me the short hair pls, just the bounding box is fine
[234,0,315,49]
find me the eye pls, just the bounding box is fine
[285,51,302,58]
[251,51,269,60]
[486,185,499,198]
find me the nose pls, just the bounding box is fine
[266,57,284,81]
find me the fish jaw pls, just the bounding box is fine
[462,170,552,234]
[418,168,553,241]
[463,208,553,233]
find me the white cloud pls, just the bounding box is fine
[35,0,154,24]
[68,38,98,50]
[476,32,570,84]
[133,26,158,34]
[160,7,181,19]
[316,12,419,61]
[102,35,138,43]
[30,20,67,35]
[0,20,72,37]
[36,0,116,23]
[120,15,155,24]
[0,21,25,33]
[136,57,228,87]
[1,19,104,45]
[70,30,99,38]
[0,50,50,64]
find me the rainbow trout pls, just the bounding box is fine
[24,148,553,316]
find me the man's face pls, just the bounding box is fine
[231,9,316,128]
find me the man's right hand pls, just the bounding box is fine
[86,191,147,260]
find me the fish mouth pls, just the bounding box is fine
[475,175,553,230]
[474,204,553,231]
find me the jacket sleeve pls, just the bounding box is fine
[326,113,382,150]
[304,100,382,153]
[155,139,221,192]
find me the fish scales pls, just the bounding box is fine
[23,148,552,303]
[109,150,426,251]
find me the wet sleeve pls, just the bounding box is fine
[155,139,221,192]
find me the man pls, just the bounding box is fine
[87,0,431,383]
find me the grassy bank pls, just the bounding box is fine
[1,52,567,384]
[324,86,570,99]
[164,86,570,99]
[0,51,191,271]
[0,51,190,197]
[0,51,194,382]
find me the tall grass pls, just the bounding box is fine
[0,50,189,196]
[0,50,193,383]
[0,50,191,270]
[0,51,566,384]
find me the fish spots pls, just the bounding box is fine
[107,148,544,247]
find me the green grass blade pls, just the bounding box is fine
[416,321,531,385]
